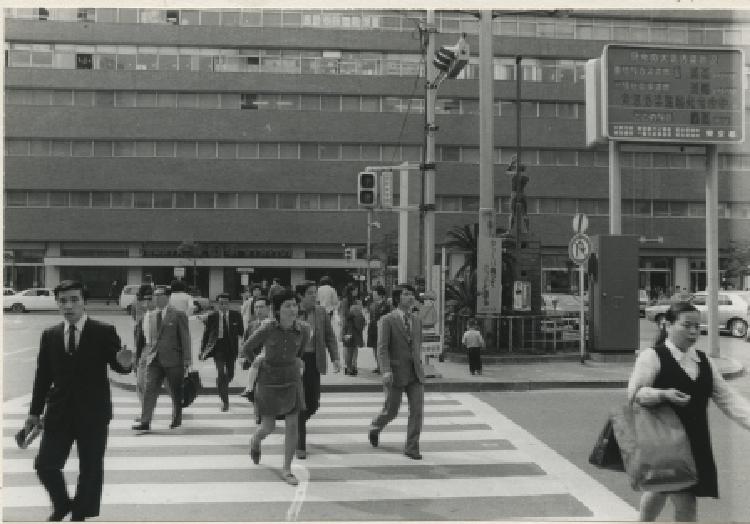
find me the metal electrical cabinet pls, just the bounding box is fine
[588,235,639,355]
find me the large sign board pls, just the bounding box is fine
[603,44,744,143]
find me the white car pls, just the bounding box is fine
[3,287,57,312]
[645,291,750,338]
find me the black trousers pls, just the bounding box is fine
[298,352,321,451]
[213,348,235,405]
[35,419,109,519]
[468,347,483,373]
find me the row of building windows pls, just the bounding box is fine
[5,139,749,171]
[6,190,750,219]
[5,43,592,83]
[5,8,748,47]
[4,89,584,118]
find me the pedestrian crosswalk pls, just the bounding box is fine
[3,389,637,521]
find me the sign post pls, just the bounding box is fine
[569,228,591,363]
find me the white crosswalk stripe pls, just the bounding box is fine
[3,389,637,521]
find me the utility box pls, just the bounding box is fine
[588,235,639,358]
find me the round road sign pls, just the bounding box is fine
[568,233,592,265]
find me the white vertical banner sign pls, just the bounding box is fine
[476,236,502,315]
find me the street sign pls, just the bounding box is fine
[174,267,185,278]
[569,233,592,265]
[602,44,745,143]
[236,267,254,273]
[572,213,589,234]
[240,273,249,286]
[380,171,393,208]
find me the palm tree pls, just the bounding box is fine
[444,224,477,280]
[444,271,477,316]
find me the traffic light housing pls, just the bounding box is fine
[344,247,357,261]
[357,171,377,208]
[433,36,469,79]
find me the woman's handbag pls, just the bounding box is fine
[610,402,697,492]
[588,417,624,470]
[182,370,202,408]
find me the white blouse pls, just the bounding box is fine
[627,339,750,430]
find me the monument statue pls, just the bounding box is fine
[507,155,529,235]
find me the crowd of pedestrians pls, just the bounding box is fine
[23,276,750,522]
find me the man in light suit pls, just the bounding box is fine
[133,286,191,431]
[295,281,341,459]
[368,283,425,459]
[198,292,244,411]
[26,280,133,521]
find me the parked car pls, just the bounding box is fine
[542,293,586,316]
[639,289,650,317]
[3,287,57,312]
[4,287,17,296]
[645,291,750,338]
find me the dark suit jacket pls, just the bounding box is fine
[377,309,425,387]
[200,309,244,360]
[141,306,192,368]
[30,318,131,429]
[301,305,339,374]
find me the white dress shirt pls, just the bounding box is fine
[64,314,88,352]
[169,292,194,316]
[317,285,339,314]
[628,339,750,430]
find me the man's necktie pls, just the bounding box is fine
[404,313,412,344]
[68,324,76,354]
[218,313,225,339]
[156,310,163,333]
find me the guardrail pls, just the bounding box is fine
[448,314,588,354]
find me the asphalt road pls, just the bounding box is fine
[3,312,749,521]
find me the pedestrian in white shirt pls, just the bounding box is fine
[627,301,750,522]
[316,276,338,320]
[168,279,194,316]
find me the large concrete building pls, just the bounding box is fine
[4,8,750,299]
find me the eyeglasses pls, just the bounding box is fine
[679,322,701,330]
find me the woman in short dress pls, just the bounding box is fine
[627,301,750,521]
[241,287,309,486]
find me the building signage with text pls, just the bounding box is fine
[603,44,744,143]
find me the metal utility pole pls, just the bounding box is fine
[514,55,522,281]
[706,145,720,357]
[478,10,495,272]
[423,10,437,294]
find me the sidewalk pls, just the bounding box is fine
[109,343,745,395]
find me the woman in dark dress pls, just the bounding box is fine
[241,288,309,486]
[627,301,750,521]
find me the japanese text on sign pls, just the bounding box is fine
[604,45,744,143]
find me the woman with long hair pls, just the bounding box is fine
[627,301,750,521]
[241,288,309,486]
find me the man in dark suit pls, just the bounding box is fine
[25,280,133,521]
[133,284,155,424]
[198,292,244,411]
[368,283,425,460]
[133,286,191,431]
[295,281,341,459]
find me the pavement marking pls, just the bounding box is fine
[4,476,572,507]
[458,393,638,521]
[3,389,637,521]
[3,450,530,474]
[3,346,38,356]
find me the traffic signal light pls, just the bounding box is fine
[357,171,377,208]
[344,248,357,261]
[433,36,469,79]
